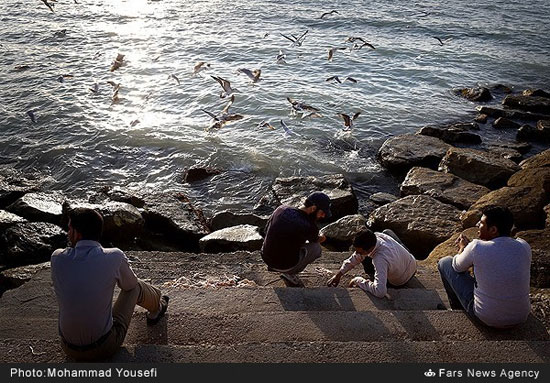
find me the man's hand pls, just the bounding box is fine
[318,234,326,244]
[454,233,470,253]
[349,276,369,288]
[327,272,342,287]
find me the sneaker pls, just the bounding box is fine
[280,273,304,287]
[146,295,169,326]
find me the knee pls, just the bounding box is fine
[437,256,453,273]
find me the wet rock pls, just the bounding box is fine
[0,261,50,290]
[523,89,550,98]
[210,211,269,232]
[417,124,482,145]
[367,195,462,259]
[0,222,67,267]
[198,224,263,253]
[0,210,26,230]
[183,167,222,183]
[545,205,550,228]
[63,200,145,247]
[537,120,550,137]
[369,192,398,206]
[477,106,548,121]
[6,192,65,225]
[508,167,550,194]
[320,214,367,251]
[255,174,358,221]
[89,186,145,208]
[377,134,450,174]
[454,87,492,102]
[400,167,490,210]
[492,117,521,130]
[515,230,550,288]
[486,146,523,163]
[490,84,513,94]
[423,227,480,271]
[438,147,520,189]
[460,186,548,230]
[502,95,550,115]
[517,124,543,142]
[141,193,209,252]
[485,140,531,155]
[0,168,51,208]
[474,114,488,123]
[519,149,550,169]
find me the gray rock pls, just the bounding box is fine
[255,174,358,221]
[516,124,543,142]
[141,193,209,252]
[63,200,145,246]
[400,167,490,210]
[369,192,398,205]
[6,192,65,225]
[502,95,550,115]
[508,167,550,194]
[0,168,51,208]
[474,114,488,123]
[438,147,520,189]
[417,124,482,145]
[519,149,550,169]
[485,140,531,155]
[377,134,450,174]
[454,87,493,102]
[367,195,462,259]
[537,120,550,136]
[89,186,145,208]
[0,222,67,267]
[492,117,521,130]
[515,230,550,288]
[0,210,26,230]
[184,167,221,183]
[199,224,263,253]
[210,211,269,232]
[0,261,50,290]
[320,214,367,251]
[476,106,548,121]
[522,89,550,98]
[460,186,548,230]
[486,146,523,163]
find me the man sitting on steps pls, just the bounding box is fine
[437,205,531,328]
[261,192,331,287]
[327,229,417,298]
[51,208,169,361]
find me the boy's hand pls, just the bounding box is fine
[349,276,369,288]
[318,234,326,244]
[327,272,342,287]
[454,233,470,253]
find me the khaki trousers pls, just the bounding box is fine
[61,279,161,361]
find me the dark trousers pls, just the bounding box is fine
[437,256,476,315]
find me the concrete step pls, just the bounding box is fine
[1,338,549,363]
[2,310,547,344]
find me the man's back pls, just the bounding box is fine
[51,240,137,346]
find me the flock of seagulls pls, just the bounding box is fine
[21,4,448,137]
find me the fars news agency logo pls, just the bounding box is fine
[424,369,436,378]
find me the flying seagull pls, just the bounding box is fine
[110,53,125,72]
[40,0,55,13]
[237,68,261,83]
[201,95,243,131]
[327,47,346,62]
[280,30,308,47]
[339,112,361,131]
[169,74,180,85]
[319,10,339,19]
[211,75,235,98]
[193,61,210,76]
[326,76,357,84]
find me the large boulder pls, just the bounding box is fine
[515,230,550,288]
[367,195,462,259]
[183,167,222,183]
[0,261,50,290]
[422,227,480,272]
[210,211,269,232]
[454,87,493,102]
[417,123,481,145]
[508,167,550,194]
[377,134,450,174]
[369,192,398,206]
[519,149,550,169]
[438,147,520,189]
[492,117,521,130]
[523,89,550,98]
[502,95,550,115]
[89,186,145,208]
[320,214,367,251]
[460,186,548,230]
[141,193,209,252]
[477,106,548,121]
[6,192,65,225]
[198,224,263,253]
[486,146,523,163]
[545,204,550,228]
[400,167,490,210]
[0,210,26,230]
[0,168,52,208]
[0,222,67,267]
[63,200,145,247]
[254,175,358,221]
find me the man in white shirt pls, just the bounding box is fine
[437,206,531,328]
[51,208,169,361]
[327,229,417,298]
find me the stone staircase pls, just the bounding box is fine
[0,251,549,363]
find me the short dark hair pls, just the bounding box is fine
[353,229,377,251]
[482,206,514,237]
[69,208,104,241]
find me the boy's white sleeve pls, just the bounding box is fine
[339,251,366,275]
[452,241,476,272]
[361,261,388,298]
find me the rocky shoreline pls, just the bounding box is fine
[1,85,549,327]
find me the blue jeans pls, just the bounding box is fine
[437,256,476,316]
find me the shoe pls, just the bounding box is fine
[147,295,169,326]
[280,273,304,287]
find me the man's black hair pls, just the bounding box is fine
[69,208,104,241]
[482,205,514,237]
[353,229,377,251]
